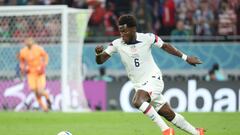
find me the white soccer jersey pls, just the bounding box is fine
[105,32,164,87]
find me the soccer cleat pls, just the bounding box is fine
[162,128,175,135]
[197,128,204,135]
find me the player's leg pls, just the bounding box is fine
[148,74,203,135]
[132,90,171,132]
[37,74,51,110]
[35,91,48,112]
[157,103,200,135]
[28,74,48,112]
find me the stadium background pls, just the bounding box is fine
[0,0,240,135]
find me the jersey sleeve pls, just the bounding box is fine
[148,33,164,48]
[104,42,117,56]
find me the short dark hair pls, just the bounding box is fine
[118,14,136,28]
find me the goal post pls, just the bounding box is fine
[0,5,92,112]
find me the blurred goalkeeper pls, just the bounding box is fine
[19,38,51,112]
[95,15,204,135]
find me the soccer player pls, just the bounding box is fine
[95,15,204,135]
[19,38,51,112]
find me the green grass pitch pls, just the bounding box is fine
[0,111,239,135]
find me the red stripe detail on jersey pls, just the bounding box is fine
[144,105,152,114]
[155,35,158,43]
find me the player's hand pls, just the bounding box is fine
[186,56,202,66]
[20,69,25,76]
[37,64,46,75]
[21,66,29,75]
[95,45,104,55]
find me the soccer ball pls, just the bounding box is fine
[57,131,72,135]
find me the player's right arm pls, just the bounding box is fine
[95,45,111,64]
[19,50,28,75]
[95,42,118,64]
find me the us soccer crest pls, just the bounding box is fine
[130,46,137,52]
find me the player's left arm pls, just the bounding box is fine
[161,43,202,66]
[38,46,48,75]
[43,51,49,66]
[40,47,49,66]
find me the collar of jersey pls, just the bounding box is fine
[125,40,142,45]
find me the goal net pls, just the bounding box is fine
[0,5,92,112]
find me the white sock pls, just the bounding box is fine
[139,102,169,131]
[171,113,199,135]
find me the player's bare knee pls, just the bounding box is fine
[132,98,142,109]
[35,93,41,98]
[34,91,41,98]
[132,90,150,109]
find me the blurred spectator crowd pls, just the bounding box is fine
[82,0,240,42]
[0,15,61,43]
[0,0,239,42]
